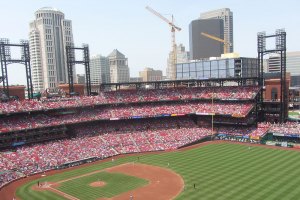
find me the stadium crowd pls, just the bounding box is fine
[0,117,299,188]
[0,102,254,133]
[269,122,300,135]
[214,122,300,140]
[0,117,212,187]
[0,170,24,189]
[0,86,259,114]
[249,122,271,138]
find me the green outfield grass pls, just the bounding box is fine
[17,143,300,200]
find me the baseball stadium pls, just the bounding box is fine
[1,24,300,199]
[1,73,300,200]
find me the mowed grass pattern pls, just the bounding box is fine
[57,171,148,199]
[17,143,300,200]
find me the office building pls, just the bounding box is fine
[139,68,163,82]
[167,44,190,79]
[267,54,281,73]
[189,19,224,60]
[90,55,110,85]
[287,51,300,86]
[108,49,130,83]
[287,51,300,76]
[29,7,75,92]
[200,8,234,53]
[176,57,257,80]
[267,51,300,86]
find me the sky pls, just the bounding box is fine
[0,0,299,85]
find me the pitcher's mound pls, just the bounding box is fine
[90,181,106,187]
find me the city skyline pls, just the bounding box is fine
[0,0,299,85]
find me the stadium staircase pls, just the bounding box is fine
[98,135,107,143]
[116,136,124,153]
[110,147,118,155]
[98,135,119,155]
[141,132,154,150]
[129,134,140,152]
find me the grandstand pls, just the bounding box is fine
[0,78,299,191]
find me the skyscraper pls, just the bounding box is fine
[90,55,110,85]
[108,49,130,83]
[167,44,190,79]
[29,7,75,92]
[200,8,233,53]
[189,19,224,60]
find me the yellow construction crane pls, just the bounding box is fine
[201,32,231,54]
[146,6,181,80]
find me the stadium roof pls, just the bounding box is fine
[100,77,259,91]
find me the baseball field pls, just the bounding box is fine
[9,142,300,200]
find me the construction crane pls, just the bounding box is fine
[201,32,231,54]
[146,6,181,80]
